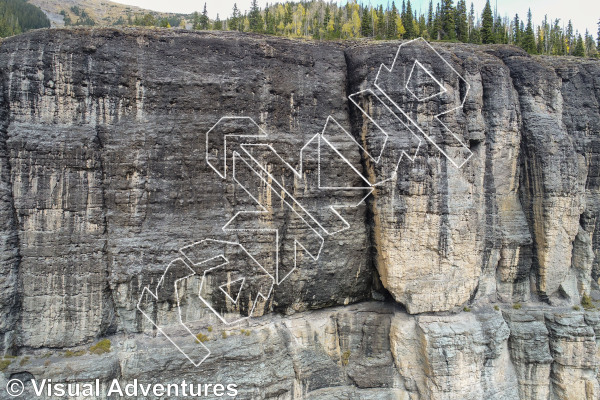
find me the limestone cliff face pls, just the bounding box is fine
[0,28,599,399]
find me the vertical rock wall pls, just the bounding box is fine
[0,29,599,399]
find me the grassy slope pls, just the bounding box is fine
[28,0,182,27]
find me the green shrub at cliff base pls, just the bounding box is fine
[581,293,594,309]
[341,350,351,366]
[196,333,209,343]
[65,349,86,358]
[0,359,11,371]
[89,339,111,355]
[0,0,50,38]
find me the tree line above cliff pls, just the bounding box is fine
[182,0,598,57]
[1,0,598,59]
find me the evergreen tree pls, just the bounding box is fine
[433,2,441,39]
[213,14,222,30]
[198,3,209,30]
[481,0,494,43]
[0,0,50,37]
[377,5,385,39]
[387,1,398,39]
[539,15,550,54]
[584,29,596,56]
[418,13,426,36]
[573,33,585,56]
[323,4,331,30]
[192,11,200,30]
[597,18,600,52]
[468,2,475,41]
[513,14,521,46]
[493,16,506,44]
[455,0,468,42]
[427,0,434,38]
[441,0,455,40]
[521,8,536,53]
[360,5,372,37]
[403,0,414,38]
[551,18,564,55]
[264,6,275,34]
[228,3,240,31]
[248,0,263,32]
[566,20,574,54]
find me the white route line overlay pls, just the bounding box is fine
[137,37,473,367]
[374,36,473,169]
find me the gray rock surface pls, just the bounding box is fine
[0,28,599,399]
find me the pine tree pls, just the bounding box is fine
[440,0,455,40]
[229,3,239,31]
[455,0,468,42]
[192,11,200,30]
[264,6,275,34]
[418,12,426,37]
[584,29,596,56]
[468,2,475,41]
[360,6,372,37]
[377,5,385,39]
[521,8,536,54]
[551,18,564,55]
[433,2,441,39]
[323,5,331,30]
[513,14,521,46]
[387,1,398,39]
[573,33,585,56]
[199,3,209,30]
[597,18,600,52]
[566,20,574,54]
[494,16,506,44]
[248,0,263,32]
[481,0,494,44]
[427,0,434,38]
[213,14,222,30]
[542,15,550,54]
[403,0,414,38]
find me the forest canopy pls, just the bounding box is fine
[0,0,50,38]
[185,0,599,57]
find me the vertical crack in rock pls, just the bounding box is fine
[0,65,22,355]
[492,47,585,305]
[94,123,118,337]
[342,48,389,303]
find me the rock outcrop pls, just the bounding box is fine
[0,28,599,399]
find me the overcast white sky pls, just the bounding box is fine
[114,0,599,35]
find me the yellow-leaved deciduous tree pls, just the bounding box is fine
[293,3,305,36]
[396,15,406,38]
[276,4,286,34]
[341,2,361,39]
[327,15,335,34]
[351,8,361,37]
[412,19,419,36]
[341,21,353,38]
